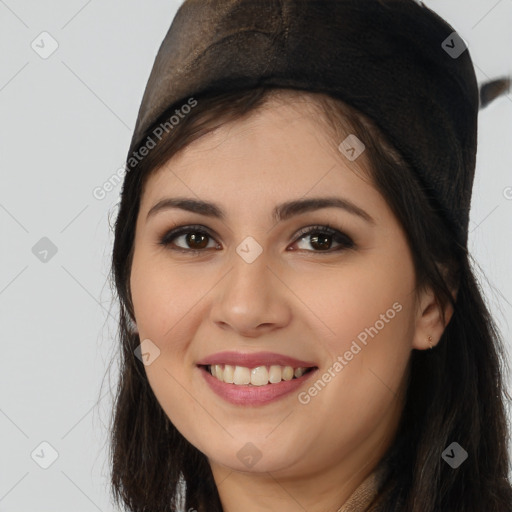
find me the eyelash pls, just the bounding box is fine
[158,223,355,254]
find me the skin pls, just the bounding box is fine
[129,93,453,512]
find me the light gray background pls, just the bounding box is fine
[1,1,511,510]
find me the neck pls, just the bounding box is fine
[209,438,389,512]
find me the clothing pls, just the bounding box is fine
[125,0,484,247]
[337,460,389,512]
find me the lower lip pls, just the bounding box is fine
[199,366,318,406]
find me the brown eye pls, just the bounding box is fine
[158,223,355,254]
[291,225,355,252]
[159,225,219,252]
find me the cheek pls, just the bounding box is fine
[293,252,416,429]
[302,256,416,430]
[130,250,214,451]
[130,247,202,345]
[291,254,415,360]
[144,366,218,461]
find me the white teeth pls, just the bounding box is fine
[208,364,311,385]
[268,365,282,383]
[282,366,294,381]
[251,366,269,386]
[233,366,251,385]
[294,367,305,378]
[223,364,234,383]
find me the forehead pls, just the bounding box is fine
[141,95,374,207]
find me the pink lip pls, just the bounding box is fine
[199,365,319,406]
[196,351,317,368]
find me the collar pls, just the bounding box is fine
[337,460,390,512]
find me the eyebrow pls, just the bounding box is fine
[146,196,375,225]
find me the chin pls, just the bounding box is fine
[203,435,306,474]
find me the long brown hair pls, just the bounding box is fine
[106,84,512,511]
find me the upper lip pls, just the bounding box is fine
[196,351,317,368]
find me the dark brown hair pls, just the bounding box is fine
[105,85,512,511]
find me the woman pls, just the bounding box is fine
[107,1,512,510]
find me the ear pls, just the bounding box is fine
[411,284,455,350]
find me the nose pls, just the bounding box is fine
[209,250,292,338]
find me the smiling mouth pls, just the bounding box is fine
[199,364,317,386]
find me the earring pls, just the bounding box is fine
[427,335,433,349]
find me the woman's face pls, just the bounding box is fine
[129,95,430,480]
